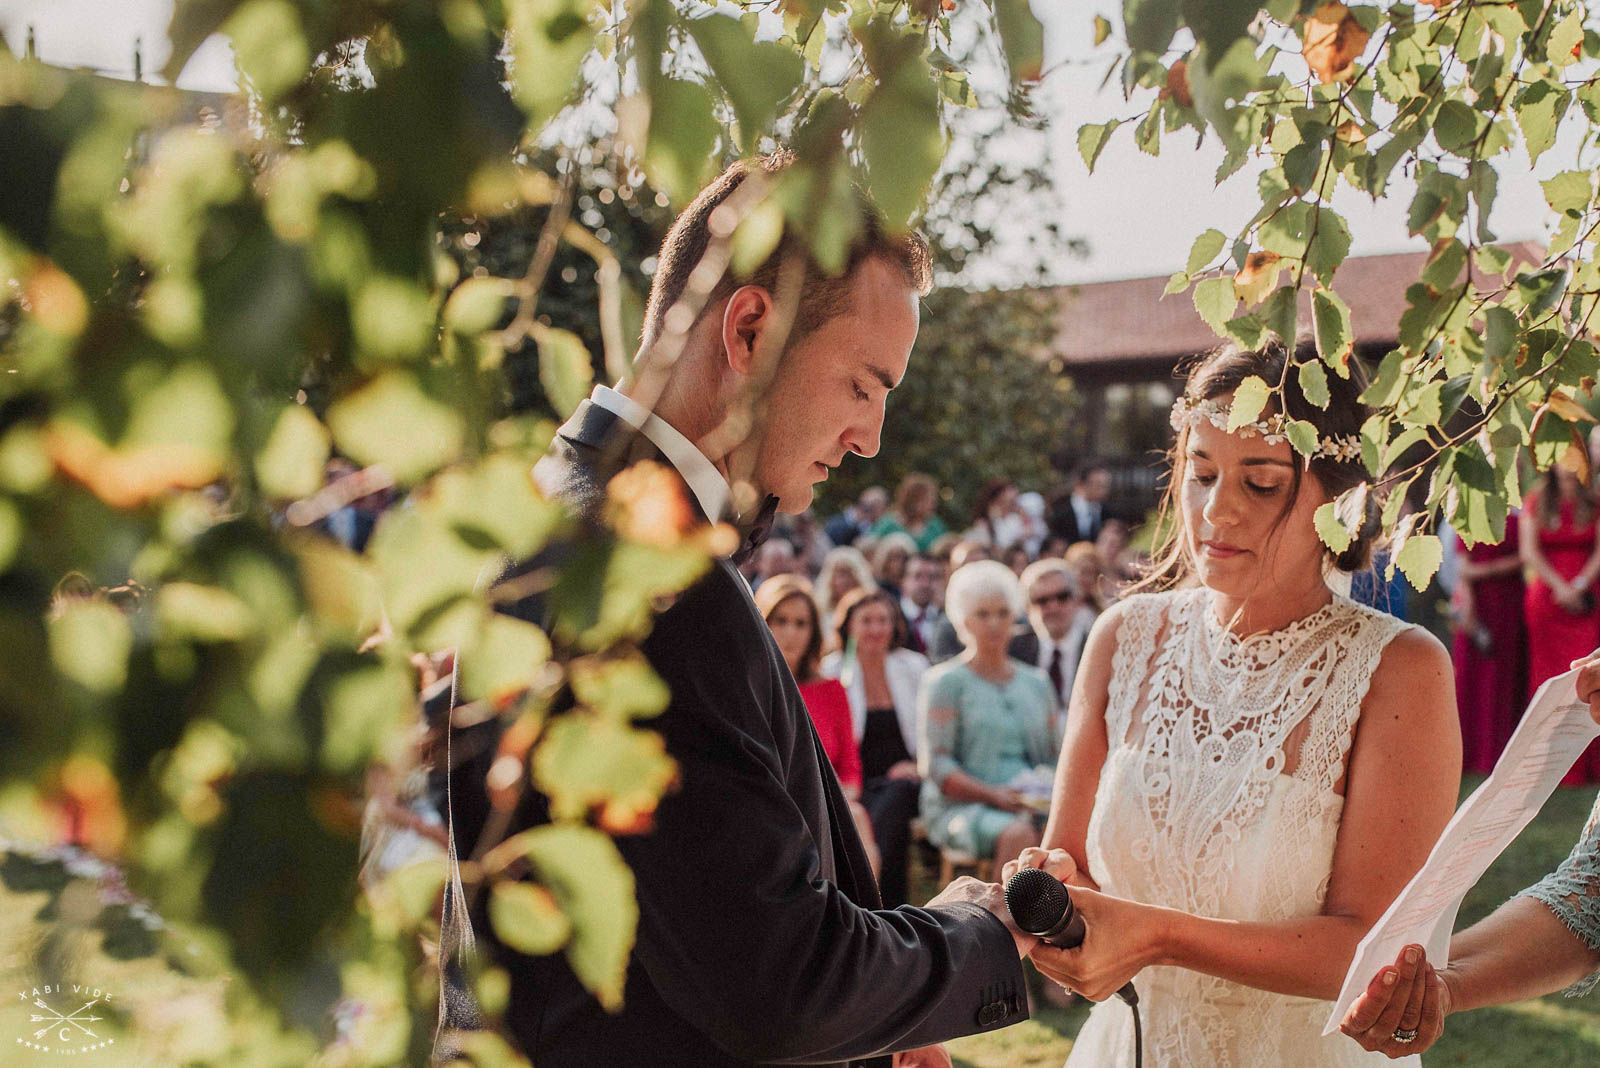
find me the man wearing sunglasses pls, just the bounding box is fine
[1010,559,1096,720]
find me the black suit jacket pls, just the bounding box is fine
[447,400,1027,1067]
[1046,497,1102,546]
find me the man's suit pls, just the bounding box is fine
[446,399,1027,1067]
[1046,494,1103,546]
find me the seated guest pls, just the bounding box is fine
[928,538,994,663]
[751,537,798,591]
[1341,649,1600,1058]
[963,477,1024,551]
[1064,540,1110,613]
[824,485,888,548]
[919,560,1056,865]
[1010,558,1096,724]
[755,575,879,875]
[900,552,945,656]
[1001,543,1031,578]
[871,472,948,552]
[814,544,876,629]
[870,531,918,603]
[822,587,929,906]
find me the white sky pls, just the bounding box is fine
[0,0,1564,285]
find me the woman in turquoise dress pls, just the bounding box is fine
[918,559,1058,863]
[1341,648,1600,1057]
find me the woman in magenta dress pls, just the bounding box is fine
[1453,518,1527,774]
[1521,469,1600,785]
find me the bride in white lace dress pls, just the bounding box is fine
[1016,342,1461,1067]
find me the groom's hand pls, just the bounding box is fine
[892,1043,953,1067]
[926,877,1037,958]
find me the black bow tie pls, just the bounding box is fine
[731,494,780,566]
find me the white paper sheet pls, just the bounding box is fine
[1323,665,1599,1035]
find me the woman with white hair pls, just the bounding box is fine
[918,560,1057,866]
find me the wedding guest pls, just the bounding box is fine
[900,553,945,656]
[1063,540,1109,613]
[823,587,930,906]
[964,477,1025,551]
[929,538,998,662]
[751,537,798,591]
[824,485,888,548]
[755,575,878,874]
[1522,467,1600,785]
[779,509,831,575]
[815,545,876,633]
[1017,490,1050,558]
[870,530,917,603]
[1453,521,1527,774]
[1002,543,1031,579]
[1010,558,1095,719]
[1340,648,1600,1058]
[871,472,948,552]
[1047,461,1110,545]
[919,561,1055,865]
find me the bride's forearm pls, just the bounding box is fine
[1155,910,1371,1001]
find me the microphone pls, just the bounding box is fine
[1004,867,1138,1007]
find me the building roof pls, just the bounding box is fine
[1050,243,1547,367]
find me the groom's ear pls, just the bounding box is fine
[720,284,774,376]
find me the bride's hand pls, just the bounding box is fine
[1026,885,1168,1002]
[999,846,1078,886]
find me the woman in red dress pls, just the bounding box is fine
[1453,518,1527,774]
[1522,469,1600,785]
[754,575,879,872]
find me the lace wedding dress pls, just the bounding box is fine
[1066,587,1417,1067]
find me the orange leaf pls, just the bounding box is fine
[45,422,222,509]
[1163,60,1193,109]
[1304,3,1370,84]
[1233,251,1283,307]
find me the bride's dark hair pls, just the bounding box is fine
[1134,337,1381,595]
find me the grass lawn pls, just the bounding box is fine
[936,777,1600,1067]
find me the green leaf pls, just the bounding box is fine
[1394,532,1443,590]
[1312,288,1353,378]
[321,659,416,773]
[328,372,466,485]
[1474,245,1513,277]
[1482,305,1520,361]
[1422,239,1467,292]
[686,15,805,154]
[255,403,331,500]
[1187,229,1227,276]
[1227,374,1271,432]
[224,0,311,105]
[1134,105,1162,155]
[1548,10,1585,68]
[490,881,572,956]
[1077,121,1121,173]
[1305,208,1351,282]
[642,77,721,208]
[1193,276,1238,334]
[1542,171,1594,216]
[1124,0,1181,54]
[352,276,437,363]
[1432,99,1484,154]
[1314,500,1352,555]
[860,66,944,230]
[1094,14,1113,45]
[49,600,132,694]
[1298,358,1331,409]
[570,652,671,720]
[163,0,249,83]
[1514,80,1569,166]
[507,0,600,130]
[462,614,554,702]
[536,326,596,421]
[156,581,258,643]
[1362,348,1406,408]
[993,0,1045,85]
[513,824,638,1011]
[443,276,515,336]
[1285,418,1319,458]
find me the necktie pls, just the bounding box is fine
[1048,643,1065,702]
[731,494,780,566]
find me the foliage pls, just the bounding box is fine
[1084,0,1600,586]
[0,0,1046,1061]
[820,284,1079,522]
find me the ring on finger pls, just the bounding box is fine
[1391,1026,1419,1044]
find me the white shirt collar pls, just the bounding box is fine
[589,385,732,522]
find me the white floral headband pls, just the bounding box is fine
[1169,395,1363,463]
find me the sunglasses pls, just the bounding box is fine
[1031,591,1075,607]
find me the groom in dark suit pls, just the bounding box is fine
[447,154,1033,1067]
